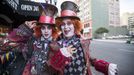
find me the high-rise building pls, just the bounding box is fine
[128,14,134,35]
[120,13,134,26]
[109,0,120,27]
[75,0,120,38]
[75,0,92,39]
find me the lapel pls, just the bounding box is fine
[80,39,90,52]
[80,38,92,75]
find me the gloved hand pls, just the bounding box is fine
[108,63,118,75]
[25,20,37,29]
[60,45,76,57]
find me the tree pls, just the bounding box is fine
[94,27,109,39]
[95,27,109,34]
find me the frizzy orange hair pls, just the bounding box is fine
[33,25,59,39]
[55,18,83,35]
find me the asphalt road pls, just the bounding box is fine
[90,40,134,75]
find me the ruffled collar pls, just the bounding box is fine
[40,36,52,42]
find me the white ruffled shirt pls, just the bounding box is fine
[108,63,118,75]
[60,47,72,57]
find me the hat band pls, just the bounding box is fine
[61,10,77,16]
[39,16,54,24]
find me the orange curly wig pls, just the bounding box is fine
[55,18,83,35]
[33,25,59,39]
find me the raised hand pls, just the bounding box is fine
[66,45,76,54]
[25,20,37,29]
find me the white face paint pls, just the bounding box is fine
[41,25,52,39]
[61,19,75,38]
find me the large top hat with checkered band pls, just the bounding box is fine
[37,3,58,25]
[56,1,80,20]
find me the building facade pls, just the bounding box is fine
[120,13,134,26]
[128,15,134,36]
[120,13,134,35]
[108,0,120,27]
[75,0,120,38]
[75,0,92,39]
[91,0,109,37]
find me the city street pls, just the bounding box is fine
[90,39,134,75]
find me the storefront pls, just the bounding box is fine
[0,0,40,29]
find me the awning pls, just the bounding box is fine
[0,0,41,28]
[5,0,40,16]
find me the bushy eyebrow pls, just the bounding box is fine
[41,25,52,29]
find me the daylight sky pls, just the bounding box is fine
[120,0,134,15]
[57,0,134,15]
[32,0,134,15]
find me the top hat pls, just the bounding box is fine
[37,3,58,26]
[56,1,80,20]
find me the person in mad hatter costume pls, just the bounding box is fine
[0,3,58,75]
[22,3,59,75]
[49,1,118,75]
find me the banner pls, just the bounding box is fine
[5,0,40,16]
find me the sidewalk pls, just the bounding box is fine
[93,39,126,43]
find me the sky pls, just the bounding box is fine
[32,0,134,15]
[57,0,134,15]
[120,0,134,15]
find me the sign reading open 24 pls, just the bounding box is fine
[6,0,39,12]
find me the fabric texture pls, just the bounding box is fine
[60,47,72,57]
[0,24,34,75]
[50,35,87,75]
[94,60,109,75]
[23,36,56,75]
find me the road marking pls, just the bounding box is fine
[93,39,126,43]
[118,49,134,53]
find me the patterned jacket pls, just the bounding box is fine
[0,24,34,75]
[1,24,57,75]
[49,35,109,75]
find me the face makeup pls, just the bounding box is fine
[41,25,52,39]
[61,19,75,38]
